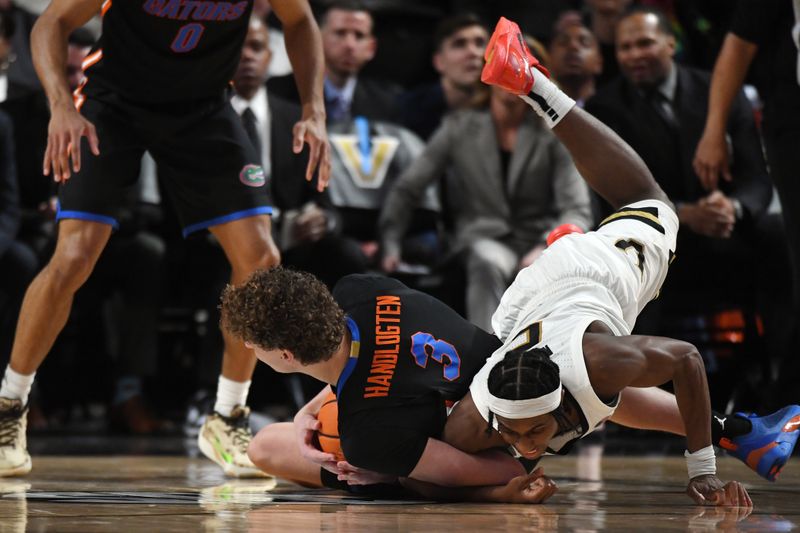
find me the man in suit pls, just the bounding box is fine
[585,7,791,389]
[233,16,365,288]
[267,0,399,123]
[380,84,593,331]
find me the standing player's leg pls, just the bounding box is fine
[481,18,670,210]
[197,214,279,478]
[0,220,112,476]
[157,94,278,477]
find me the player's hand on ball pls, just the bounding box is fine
[292,112,331,192]
[293,412,338,473]
[335,461,397,486]
[44,105,100,183]
[687,475,752,508]
[501,467,558,504]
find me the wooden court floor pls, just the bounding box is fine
[0,453,798,532]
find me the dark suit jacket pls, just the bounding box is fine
[0,86,51,210]
[0,110,21,255]
[397,82,449,141]
[266,74,400,123]
[585,65,772,222]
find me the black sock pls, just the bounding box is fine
[711,410,753,444]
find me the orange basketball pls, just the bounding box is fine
[316,391,344,461]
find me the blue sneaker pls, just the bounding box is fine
[719,405,800,481]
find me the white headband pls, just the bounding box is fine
[487,382,563,420]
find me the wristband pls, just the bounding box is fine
[546,223,584,246]
[685,445,716,479]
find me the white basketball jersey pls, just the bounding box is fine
[470,200,679,452]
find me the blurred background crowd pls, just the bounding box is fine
[1,0,798,440]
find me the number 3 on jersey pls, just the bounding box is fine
[410,333,461,381]
[171,23,205,53]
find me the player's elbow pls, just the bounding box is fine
[672,342,706,379]
[32,10,72,41]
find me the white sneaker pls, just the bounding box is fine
[198,405,267,478]
[0,398,31,477]
[0,480,30,533]
[199,479,277,511]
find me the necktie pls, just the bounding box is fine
[646,90,679,133]
[241,107,262,165]
[327,94,349,122]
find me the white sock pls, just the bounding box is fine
[0,366,36,405]
[213,375,251,417]
[519,67,576,128]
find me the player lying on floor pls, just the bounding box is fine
[219,17,799,506]
[441,16,800,507]
[222,267,556,504]
[221,267,796,505]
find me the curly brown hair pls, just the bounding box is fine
[220,266,346,365]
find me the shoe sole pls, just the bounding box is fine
[0,456,32,477]
[767,455,788,481]
[481,22,536,94]
[733,407,800,481]
[197,430,269,479]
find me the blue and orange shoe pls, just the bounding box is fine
[481,17,550,95]
[718,405,800,481]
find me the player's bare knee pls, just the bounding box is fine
[246,437,267,470]
[47,247,99,291]
[250,422,291,469]
[246,239,280,272]
[247,427,275,470]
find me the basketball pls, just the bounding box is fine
[316,391,344,461]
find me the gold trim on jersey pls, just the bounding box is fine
[598,206,665,234]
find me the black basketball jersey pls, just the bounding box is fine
[331,274,502,477]
[82,0,253,103]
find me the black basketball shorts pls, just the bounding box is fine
[57,88,272,236]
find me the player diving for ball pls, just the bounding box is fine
[442,17,799,507]
[219,18,799,505]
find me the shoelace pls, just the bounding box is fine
[224,413,251,452]
[0,408,22,447]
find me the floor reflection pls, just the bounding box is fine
[0,453,797,532]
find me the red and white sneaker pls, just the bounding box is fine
[481,17,550,95]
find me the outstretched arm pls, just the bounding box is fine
[340,439,556,504]
[584,334,710,452]
[583,333,751,507]
[408,437,524,487]
[400,467,557,504]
